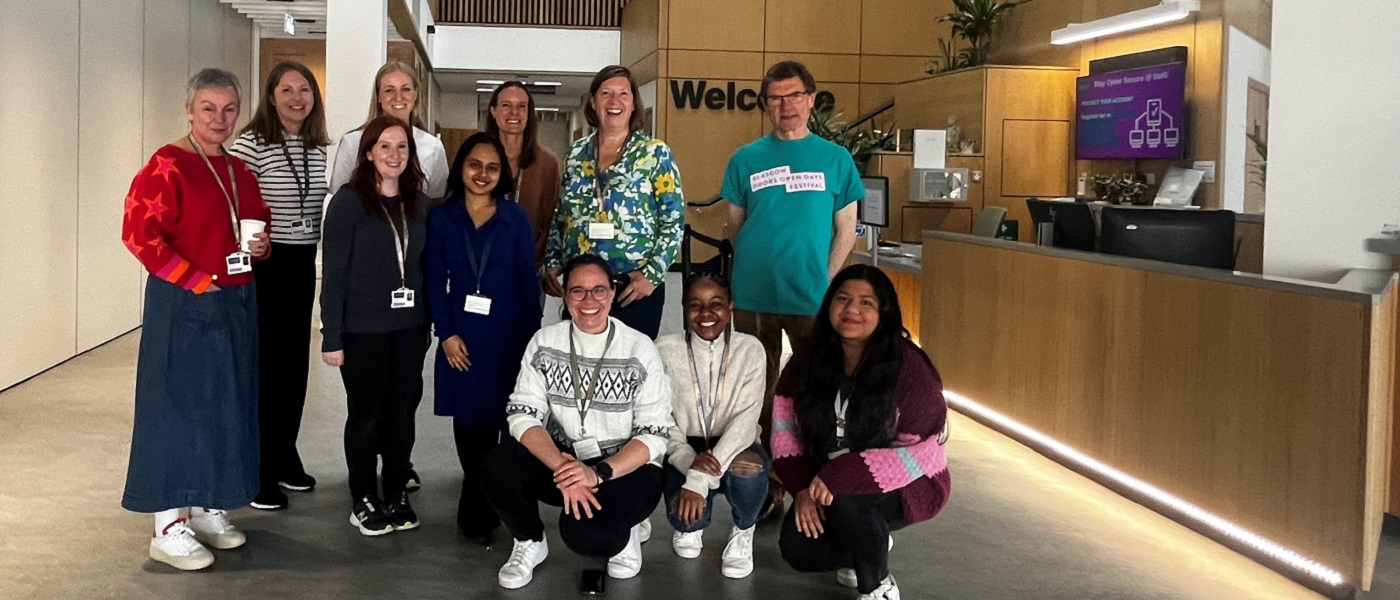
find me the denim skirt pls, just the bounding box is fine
[121,276,260,513]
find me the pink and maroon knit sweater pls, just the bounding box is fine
[771,340,951,525]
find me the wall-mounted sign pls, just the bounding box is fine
[671,80,836,112]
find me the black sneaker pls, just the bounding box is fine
[349,496,394,536]
[405,467,422,493]
[278,472,317,492]
[250,488,288,511]
[386,492,419,531]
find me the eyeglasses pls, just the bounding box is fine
[761,91,812,106]
[567,285,613,301]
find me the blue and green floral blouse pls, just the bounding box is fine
[546,129,685,286]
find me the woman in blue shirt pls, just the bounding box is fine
[426,132,544,544]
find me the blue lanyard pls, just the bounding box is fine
[462,227,492,295]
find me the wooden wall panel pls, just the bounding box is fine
[630,49,664,83]
[892,67,985,140]
[620,0,660,67]
[860,55,934,84]
[1234,219,1264,273]
[662,77,765,238]
[667,50,764,81]
[1000,120,1071,197]
[860,0,954,57]
[764,0,861,55]
[666,0,764,51]
[260,38,327,106]
[763,53,861,84]
[902,206,971,240]
[858,83,896,131]
[1225,0,1273,47]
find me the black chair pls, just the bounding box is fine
[676,194,733,282]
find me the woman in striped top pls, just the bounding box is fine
[229,61,330,512]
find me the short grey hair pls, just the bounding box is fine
[186,68,242,105]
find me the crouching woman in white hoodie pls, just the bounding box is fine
[655,274,769,578]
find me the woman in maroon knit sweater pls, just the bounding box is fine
[771,264,951,600]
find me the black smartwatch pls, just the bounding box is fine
[593,462,614,485]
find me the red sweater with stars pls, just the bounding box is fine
[122,144,271,293]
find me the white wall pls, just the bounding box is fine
[1221,26,1269,214]
[432,25,620,73]
[325,0,387,175]
[0,0,255,390]
[1263,0,1400,281]
[438,91,479,130]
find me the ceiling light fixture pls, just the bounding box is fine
[535,107,560,112]
[475,88,494,93]
[1051,0,1200,46]
[532,81,563,87]
[476,79,505,85]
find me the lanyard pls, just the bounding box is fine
[279,138,313,218]
[188,135,241,247]
[568,322,616,437]
[686,333,731,441]
[461,227,492,295]
[378,202,409,287]
[834,389,850,435]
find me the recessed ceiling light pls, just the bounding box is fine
[535,107,560,112]
[476,80,504,85]
[475,88,494,93]
[532,81,563,87]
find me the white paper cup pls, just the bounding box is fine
[239,219,266,252]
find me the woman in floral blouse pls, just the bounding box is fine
[544,65,684,339]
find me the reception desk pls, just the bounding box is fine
[920,231,1395,592]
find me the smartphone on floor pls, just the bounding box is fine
[578,569,606,595]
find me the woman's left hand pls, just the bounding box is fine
[618,271,655,307]
[248,232,271,259]
[808,475,834,507]
[553,459,600,491]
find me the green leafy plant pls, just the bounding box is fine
[808,109,896,171]
[1246,131,1267,186]
[925,0,1032,74]
[1092,174,1150,205]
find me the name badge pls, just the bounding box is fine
[464,294,492,315]
[390,288,415,309]
[588,221,616,240]
[290,219,313,234]
[572,438,603,461]
[226,252,252,275]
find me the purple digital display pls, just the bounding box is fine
[1075,63,1187,160]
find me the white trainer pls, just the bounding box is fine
[606,523,644,579]
[856,575,900,600]
[498,535,549,590]
[720,526,754,579]
[839,536,893,587]
[188,509,246,550]
[639,518,652,543]
[672,530,703,559]
[149,520,215,571]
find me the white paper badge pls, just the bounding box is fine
[572,438,603,461]
[588,221,616,240]
[749,165,791,192]
[464,294,492,315]
[226,252,252,275]
[390,288,415,309]
[290,219,313,234]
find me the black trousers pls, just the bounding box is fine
[340,326,429,501]
[612,279,665,340]
[482,436,663,558]
[454,424,502,535]
[253,242,317,491]
[779,491,907,594]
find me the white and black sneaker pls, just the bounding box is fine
[349,496,394,536]
[405,467,422,493]
[278,472,316,492]
[250,489,288,511]
[386,491,419,531]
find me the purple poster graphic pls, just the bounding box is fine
[1075,63,1187,160]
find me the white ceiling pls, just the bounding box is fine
[219,0,403,40]
[435,71,592,106]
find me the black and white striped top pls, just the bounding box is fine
[230,131,330,245]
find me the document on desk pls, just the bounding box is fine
[913,130,947,169]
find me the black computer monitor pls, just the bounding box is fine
[1026,199,1097,251]
[1098,207,1236,270]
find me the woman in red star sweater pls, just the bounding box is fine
[119,68,271,572]
[771,264,951,600]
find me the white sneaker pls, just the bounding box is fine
[639,518,652,543]
[672,530,703,559]
[149,520,215,571]
[497,535,549,590]
[607,523,644,579]
[720,526,754,579]
[188,509,246,550]
[856,575,900,600]
[838,537,893,588]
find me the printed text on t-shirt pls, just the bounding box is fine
[749,166,827,193]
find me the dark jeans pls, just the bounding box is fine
[454,424,502,536]
[254,242,317,491]
[732,309,814,437]
[612,278,665,340]
[779,491,907,595]
[340,325,429,501]
[482,436,663,558]
[663,443,771,532]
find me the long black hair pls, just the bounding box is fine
[794,264,909,454]
[559,254,615,321]
[446,132,516,202]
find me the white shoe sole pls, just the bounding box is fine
[721,562,753,579]
[193,531,246,550]
[393,521,420,531]
[674,546,701,559]
[607,563,641,579]
[248,501,286,511]
[149,546,214,571]
[639,519,651,543]
[278,482,313,492]
[348,513,394,536]
[498,571,533,590]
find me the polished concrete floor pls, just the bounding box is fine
[2,280,1397,599]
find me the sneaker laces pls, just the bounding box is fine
[505,539,539,569]
[724,529,752,557]
[160,523,204,554]
[195,509,232,531]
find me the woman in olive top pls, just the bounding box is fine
[320,115,431,536]
[484,81,560,272]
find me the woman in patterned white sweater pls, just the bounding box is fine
[655,275,768,579]
[482,253,674,590]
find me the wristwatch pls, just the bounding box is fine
[593,462,614,485]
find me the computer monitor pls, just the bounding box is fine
[1026,199,1097,251]
[1098,207,1236,270]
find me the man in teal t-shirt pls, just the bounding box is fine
[722,60,862,442]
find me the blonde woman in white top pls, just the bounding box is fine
[329,61,449,202]
[655,274,769,579]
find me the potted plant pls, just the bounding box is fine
[1246,131,1267,187]
[808,109,897,171]
[927,0,1033,74]
[1092,174,1150,205]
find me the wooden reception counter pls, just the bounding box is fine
[920,231,1396,592]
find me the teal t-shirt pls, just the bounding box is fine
[722,133,863,316]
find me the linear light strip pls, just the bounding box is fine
[1050,0,1199,46]
[943,390,1346,587]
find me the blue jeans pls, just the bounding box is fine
[664,443,771,532]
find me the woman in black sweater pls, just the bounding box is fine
[320,115,431,536]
